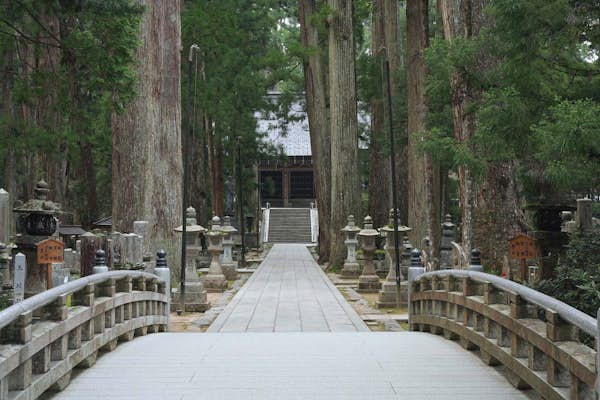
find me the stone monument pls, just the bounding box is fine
[357,216,381,292]
[220,216,238,280]
[340,215,361,278]
[377,210,411,308]
[204,216,227,292]
[173,207,210,312]
[13,180,62,295]
[440,214,456,269]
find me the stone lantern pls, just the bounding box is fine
[13,179,62,295]
[173,207,209,312]
[377,209,411,308]
[401,235,413,278]
[220,216,238,280]
[204,216,227,291]
[440,214,456,269]
[357,216,381,292]
[340,215,361,278]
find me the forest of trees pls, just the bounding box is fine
[0,0,598,270]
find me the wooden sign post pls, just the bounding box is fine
[37,238,64,289]
[509,233,536,282]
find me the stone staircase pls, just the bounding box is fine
[267,208,312,243]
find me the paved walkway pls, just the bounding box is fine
[52,332,530,400]
[208,244,368,332]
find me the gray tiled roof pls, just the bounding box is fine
[256,96,369,157]
[256,102,311,156]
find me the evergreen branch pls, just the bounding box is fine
[14,0,63,47]
[0,20,63,49]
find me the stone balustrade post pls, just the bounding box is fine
[467,248,483,272]
[408,248,424,329]
[93,249,109,274]
[154,249,170,330]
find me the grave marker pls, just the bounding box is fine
[14,252,26,303]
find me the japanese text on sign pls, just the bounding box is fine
[508,234,536,260]
[37,238,65,264]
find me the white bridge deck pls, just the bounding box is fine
[50,244,530,400]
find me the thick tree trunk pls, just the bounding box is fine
[384,0,409,226]
[328,0,361,267]
[368,0,391,229]
[440,0,524,268]
[299,0,332,262]
[406,0,433,247]
[112,0,182,265]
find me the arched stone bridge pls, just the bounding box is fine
[0,244,597,399]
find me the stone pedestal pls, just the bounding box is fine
[204,216,227,292]
[377,210,411,307]
[340,215,361,278]
[220,216,238,281]
[440,214,456,269]
[172,244,210,312]
[357,216,381,293]
[173,207,210,312]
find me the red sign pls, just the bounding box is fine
[37,238,65,264]
[509,234,536,260]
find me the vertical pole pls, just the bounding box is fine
[257,165,261,253]
[383,49,402,307]
[180,44,198,313]
[237,137,246,267]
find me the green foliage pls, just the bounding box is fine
[422,0,600,200]
[0,1,143,218]
[532,99,600,190]
[182,0,297,210]
[534,227,600,317]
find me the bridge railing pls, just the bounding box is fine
[0,270,169,400]
[410,269,598,400]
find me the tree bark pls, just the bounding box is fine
[384,0,409,227]
[328,0,361,267]
[112,0,182,265]
[368,0,391,229]
[299,0,332,262]
[406,0,433,247]
[440,0,524,269]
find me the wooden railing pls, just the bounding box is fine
[0,271,169,400]
[410,269,598,400]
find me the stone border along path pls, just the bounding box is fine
[208,244,369,332]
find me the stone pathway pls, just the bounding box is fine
[208,244,368,332]
[51,332,531,400]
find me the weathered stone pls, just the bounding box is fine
[377,209,411,307]
[220,216,238,280]
[0,188,9,244]
[440,214,455,269]
[576,198,593,231]
[357,216,381,293]
[340,215,361,278]
[204,216,227,291]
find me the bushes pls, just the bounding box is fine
[534,227,600,317]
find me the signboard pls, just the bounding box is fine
[37,238,65,264]
[13,253,26,303]
[509,234,536,260]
